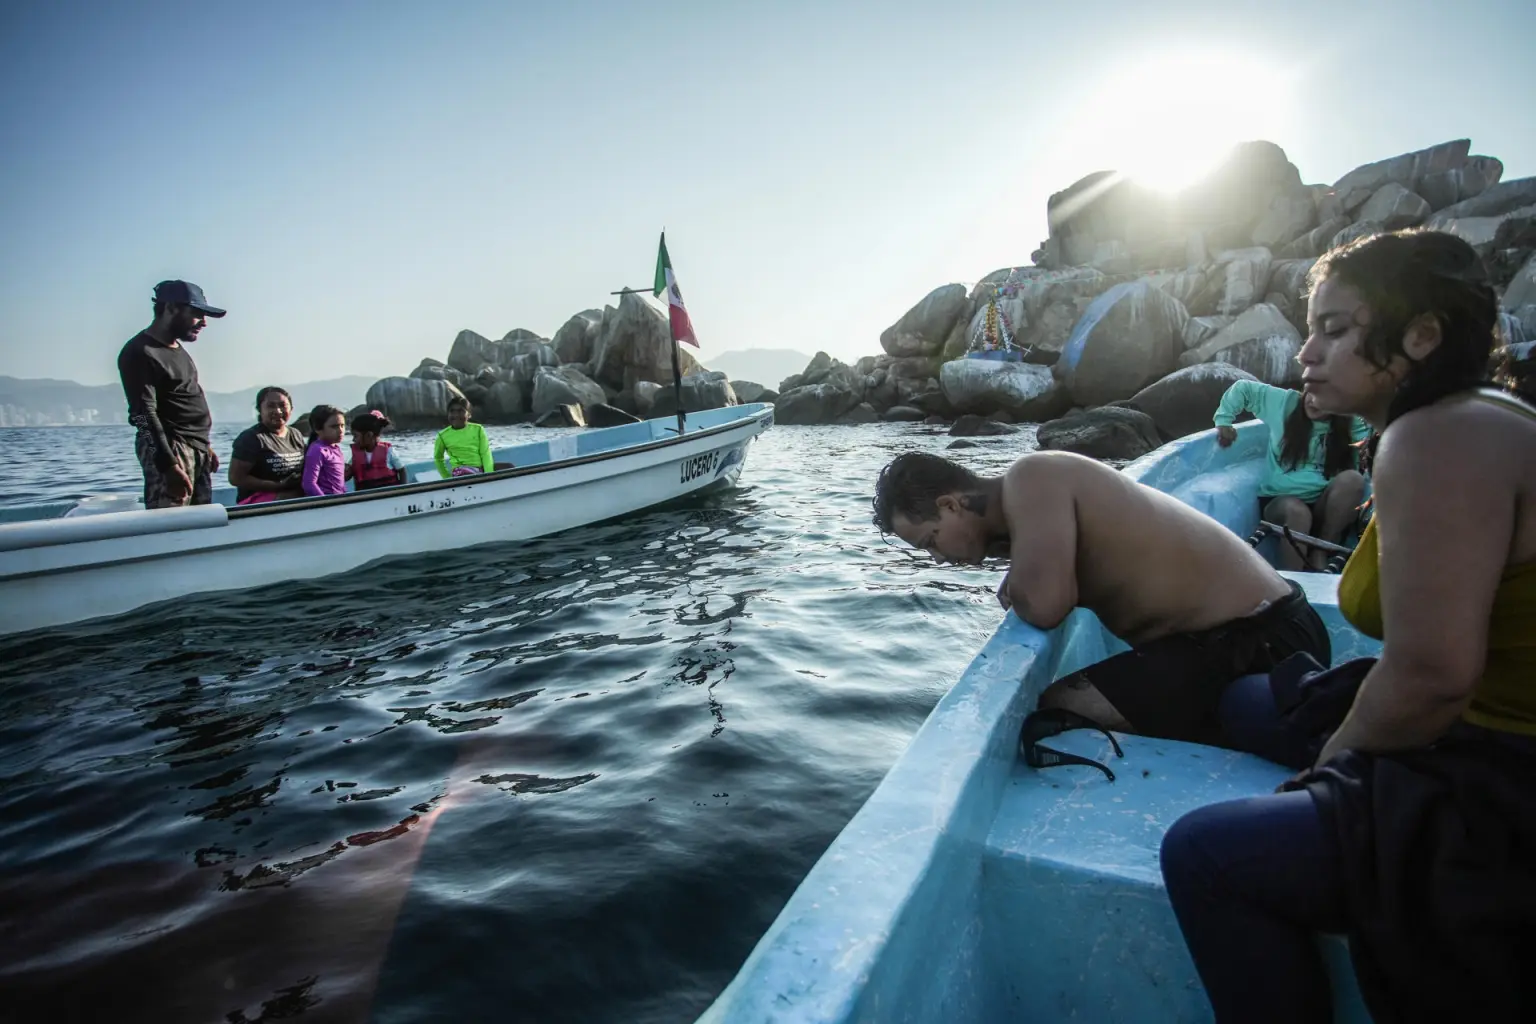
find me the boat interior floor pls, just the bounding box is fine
[978,575,1375,1023]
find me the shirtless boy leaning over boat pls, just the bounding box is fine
[871,450,1330,745]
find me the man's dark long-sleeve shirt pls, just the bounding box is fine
[117,332,211,470]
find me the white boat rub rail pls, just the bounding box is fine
[0,503,229,553]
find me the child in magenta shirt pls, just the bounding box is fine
[301,404,348,497]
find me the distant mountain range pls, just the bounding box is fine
[705,348,813,390]
[0,375,376,428]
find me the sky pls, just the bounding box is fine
[1,0,1533,391]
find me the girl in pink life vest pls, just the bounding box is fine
[300,404,348,497]
[347,410,406,490]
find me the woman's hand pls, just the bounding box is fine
[1216,425,1237,448]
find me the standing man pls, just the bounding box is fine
[117,280,226,508]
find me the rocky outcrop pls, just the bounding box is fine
[880,284,969,358]
[535,404,585,428]
[648,371,739,418]
[938,359,1068,421]
[1355,183,1431,231]
[1179,303,1303,386]
[1127,363,1259,440]
[949,414,1018,437]
[841,403,879,424]
[1059,281,1189,406]
[532,365,606,418]
[1037,406,1162,460]
[730,380,776,404]
[774,383,862,425]
[553,309,604,365]
[881,405,926,422]
[590,292,702,394]
[365,377,465,430]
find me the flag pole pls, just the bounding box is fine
[607,285,685,436]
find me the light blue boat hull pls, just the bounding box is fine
[702,424,1378,1024]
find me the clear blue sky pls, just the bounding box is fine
[2,0,1532,391]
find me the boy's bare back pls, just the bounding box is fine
[1002,451,1288,645]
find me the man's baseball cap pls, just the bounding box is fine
[153,280,226,317]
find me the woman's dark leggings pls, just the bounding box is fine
[1159,673,1350,1023]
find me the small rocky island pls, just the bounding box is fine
[366,137,1535,458]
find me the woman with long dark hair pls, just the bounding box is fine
[1213,379,1370,570]
[1160,230,1536,1022]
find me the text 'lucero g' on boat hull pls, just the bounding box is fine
[0,404,774,638]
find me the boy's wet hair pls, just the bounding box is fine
[447,396,471,413]
[872,452,984,533]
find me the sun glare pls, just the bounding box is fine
[1069,52,1298,193]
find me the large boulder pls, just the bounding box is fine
[1182,315,1236,351]
[648,371,739,417]
[1127,363,1260,440]
[1504,252,1536,311]
[730,380,773,404]
[446,328,552,376]
[589,292,702,393]
[1425,176,1536,224]
[1250,189,1317,248]
[1275,216,1351,260]
[840,403,879,425]
[1044,142,1301,272]
[552,309,605,365]
[534,404,585,428]
[1331,139,1471,212]
[773,383,862,425]
[881,405,927,422]
[1431,204,1536,259]
[634,381,663,416]
[880,283,971,358]
[479,381,526,422]
[532,365,606,418]
[938,358,1069,421]
[1058,281,1190,406]
[949,414,1018,437]
[1037,407,1162,461]
[365,377,465,430]
[1356,183,1431,230]
[1179,302,1303,386]
[509,344,561,385]
[1189,247,1274,316]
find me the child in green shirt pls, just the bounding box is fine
[434,397,495,478]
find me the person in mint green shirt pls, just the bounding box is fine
[434,396,496,478]
[1213,378,1370,571]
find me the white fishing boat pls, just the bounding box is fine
[0,404,773,637]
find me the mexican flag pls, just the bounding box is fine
[652,232,698,347]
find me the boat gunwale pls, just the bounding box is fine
[224,403,773,520]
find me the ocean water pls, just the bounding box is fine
[0,422,1035,1024]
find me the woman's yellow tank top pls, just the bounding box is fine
[1337,390,1536,736]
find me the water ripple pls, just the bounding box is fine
[0,423,1032,1023]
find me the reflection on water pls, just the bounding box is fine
[0,424,1034,1023]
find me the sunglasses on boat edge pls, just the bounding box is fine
[1019,707,1124,783]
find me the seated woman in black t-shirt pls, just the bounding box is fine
[228,386,308,504]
